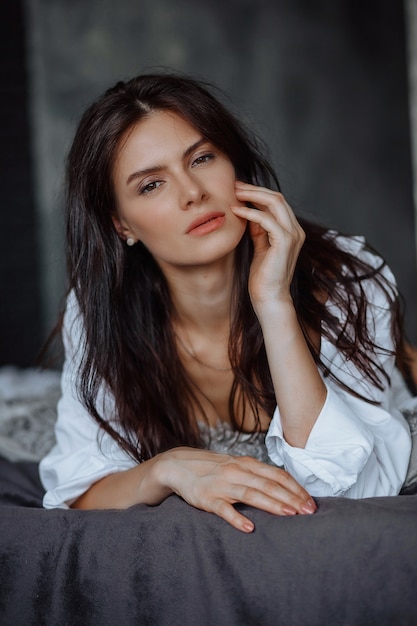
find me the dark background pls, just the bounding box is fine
[1,0,416,366]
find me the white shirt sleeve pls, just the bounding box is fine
[39,291,136,509]
[265,235,412,497]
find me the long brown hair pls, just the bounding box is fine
[62,72,408,462]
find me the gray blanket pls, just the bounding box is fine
[0,459,417,625]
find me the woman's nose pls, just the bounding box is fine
[179,172,208,208]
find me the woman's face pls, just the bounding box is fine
[112,110,247,273]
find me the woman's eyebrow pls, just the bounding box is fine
[183,137,207,158]
[125,137,208,186]
[126,165,163,186]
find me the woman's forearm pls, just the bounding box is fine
[257,300,327,448]
[71,453,173,510]
[231,185,326,447]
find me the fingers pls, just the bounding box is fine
[165,448,316,534]
[230,181,305,307]
[232,182,305,251]
[238,456,311,501]
[211,499,256,533]
[216,457,316,515]
[234,181,300,232]
[199,458,316,532]
[231,205,304,255]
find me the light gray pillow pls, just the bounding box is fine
[400,407,417,493]
[0,367,60,462]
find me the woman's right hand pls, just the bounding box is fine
[154,447,316,532]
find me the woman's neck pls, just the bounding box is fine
[163,256,235,333]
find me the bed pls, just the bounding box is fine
[1,367,416,625]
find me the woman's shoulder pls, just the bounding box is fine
[323,230,397,290]
[323,230,380,265]
[65,288,80,314]
[62,289,85,349]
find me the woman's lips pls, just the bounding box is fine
[186,212,226,236]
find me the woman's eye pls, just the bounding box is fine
[192,153,215,167]
[140,180,163,195]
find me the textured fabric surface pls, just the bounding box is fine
[0,367,59,461]
[1,459,417,626]
[401,408,417,493]
[198,420,272,464]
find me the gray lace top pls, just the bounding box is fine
[198,420,273,465]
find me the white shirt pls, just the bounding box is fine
[39,234,412,508]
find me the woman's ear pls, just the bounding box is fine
[112,214,129,240]
[111,214,139,246]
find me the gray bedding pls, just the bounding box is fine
[1,367,416,624]
[0,458,416,625]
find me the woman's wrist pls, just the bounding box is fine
[253,297,298,336]
[140,452,175,505]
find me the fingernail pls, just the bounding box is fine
[235,180,245,186]
[243,521,254,532]
[282,506,297,516]
[301,500,316,515]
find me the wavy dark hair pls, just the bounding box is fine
[61,72,409,462]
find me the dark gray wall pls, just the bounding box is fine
[1,0,416,365]
[0,1,42,366]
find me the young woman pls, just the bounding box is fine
[39,72,413,533]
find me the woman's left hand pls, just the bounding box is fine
[231,181,305,311]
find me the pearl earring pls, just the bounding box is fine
[126,238,135,247]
